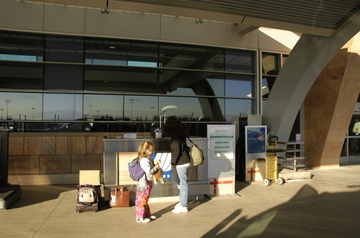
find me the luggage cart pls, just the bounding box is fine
[263,135,285,186]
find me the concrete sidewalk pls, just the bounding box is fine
[1,164,360,238]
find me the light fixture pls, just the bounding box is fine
[195,18,203,24]
[101,0,110,14]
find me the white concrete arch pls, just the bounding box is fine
[262,10,360,143]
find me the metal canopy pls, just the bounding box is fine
[122,0,360,29]
[25,0,360,36]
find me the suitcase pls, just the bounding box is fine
[76,185,100,212]
[109,187,130,207]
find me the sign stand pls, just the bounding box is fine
[207,125,236,196]
[245,126,267,184]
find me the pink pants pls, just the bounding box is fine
[135,180,153,221]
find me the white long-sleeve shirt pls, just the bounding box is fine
[139,157,157,181]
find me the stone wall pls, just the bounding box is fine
[8,132,151,185]
[304,34,360,168]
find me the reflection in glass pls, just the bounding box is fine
[84,65,158,93]
[225,49,255,73]
[226,74,253,98]
[282,54,289,66]
[341,139,347,157]
[0,61,43,90]
[45,36,84,63]
[0,30,261,135]
[159,44,224,71]
[348,138,360,156]
[84,95,124,119]
[160,70,225,96]
[0,31,43,62]
[262,76,276,99]
[0,92,42,121]
[262,99,267,114]
[159,97,224,121]
[85,38,158,66]
[348,114,360,136]
[124,96,158,121]
[225,99,253,120]
[262,53,279,75]
[43,94,83,120]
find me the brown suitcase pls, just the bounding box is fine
[109,187,130,207]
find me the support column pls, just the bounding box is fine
[262,11,360,145]
[304,34,360,168]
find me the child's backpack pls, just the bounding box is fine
[128,158,145,181]
[77,186,97,203]
[76,185,100,212]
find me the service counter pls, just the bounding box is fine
[103,137,209,199]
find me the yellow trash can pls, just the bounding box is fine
[263,136,285,186]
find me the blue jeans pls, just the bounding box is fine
[173,164,191,207]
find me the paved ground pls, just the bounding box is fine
[1,164,360,238]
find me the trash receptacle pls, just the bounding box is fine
[263,135,285,186]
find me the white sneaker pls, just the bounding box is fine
[136,218,151,223]
[172,206,188,213]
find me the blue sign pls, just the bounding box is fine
[151,152,172,179]
[247,127,266,153]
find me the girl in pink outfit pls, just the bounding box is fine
[135,140,160,223]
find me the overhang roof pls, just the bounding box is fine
[28,0,360,36]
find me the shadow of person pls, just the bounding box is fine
[8,185,75,209]
[152,195,212,219]
[201,184,360,237]
[206,152,236,197]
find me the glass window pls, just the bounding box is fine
[0,61,43,90]
[225,74,253,98]
[348,114,360,136]
[159,96,224,121]
[0,31,43,61]
[225,49,255,73]
[44,64,83,91]
[159,44,224,71]
[261,100,267,114]
[85,38,158,67]
[44,36,84,63]
[160,69,225,96]
[84,65,158,93]
[262,76,276,99]
[262,53,279,75]
[225,99,253,120]
[348,138,360,156]
[43,94,83,120]
[282,54,289,66]
[84,95,124,119]
[124,96,158,121]
[0,92,42,121]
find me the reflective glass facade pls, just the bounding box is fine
[342,98,360,161]
[0,30,257,135]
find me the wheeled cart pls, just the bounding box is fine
[263,135,285,186]
[76,185,101,212]
[76,170,103,212]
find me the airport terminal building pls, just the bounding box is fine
[1,0,360,185]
